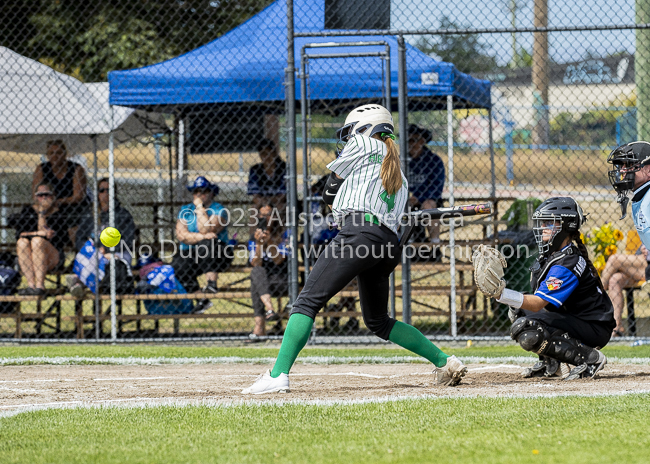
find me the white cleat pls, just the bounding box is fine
[241,369,290,394]
[433,355,468,386]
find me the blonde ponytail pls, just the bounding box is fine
[380,136,402,194]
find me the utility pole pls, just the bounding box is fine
[508,0,520,68]
[532,0,549,148]
[638,0,650,140]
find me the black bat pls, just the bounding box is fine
[399,202,493,246]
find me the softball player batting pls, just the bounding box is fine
[243,104,467,394]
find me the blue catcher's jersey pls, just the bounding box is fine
[531,245,614,323]
[631,181,650,251]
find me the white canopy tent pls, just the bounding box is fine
[0,47,168,154]
[0,47,169,340]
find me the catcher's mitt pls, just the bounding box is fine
[472,245,507,298]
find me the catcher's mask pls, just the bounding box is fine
[607,141,650,219]
[532,197,586,258]
[335,104,394,156]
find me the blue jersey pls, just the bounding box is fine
[631,181,650,251]
[531,245,614,323]
[408,146,445,203]
[178,201,228,250]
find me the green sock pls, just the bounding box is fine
[388,321,449,367]
[270,313,314,377]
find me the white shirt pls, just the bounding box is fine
[327,134,408,234]
[632,180,650,251]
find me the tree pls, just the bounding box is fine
[515,47,533,68]
[415,16,499,74]
[0,0,272,81]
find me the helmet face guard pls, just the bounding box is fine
[533,215,567,258]
[335,121,371,156]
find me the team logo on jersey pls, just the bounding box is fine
[546,277,563,291]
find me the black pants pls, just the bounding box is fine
[525,309,614,349]
[171,239,232,293]
[291,213,401,340]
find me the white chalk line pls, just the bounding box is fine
[3,389,650,419]
[0,397,181,411]
[1,372,390,385]
[92,377,176,381]
[2,355,650,366]
[468,364,523,372]
[0,379,77,384]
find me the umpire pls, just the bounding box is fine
[243,104,468,394]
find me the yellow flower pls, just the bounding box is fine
[613,230,624,241]
[594,255,606,273]
[605,245,618,256]
[580,233,585,243]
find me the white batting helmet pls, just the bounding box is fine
[336,104,394,144]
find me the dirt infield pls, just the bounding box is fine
[2,362,650,414]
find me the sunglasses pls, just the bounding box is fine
[192,189,212,194]
[98,188,109,193]
[36,192,54,198]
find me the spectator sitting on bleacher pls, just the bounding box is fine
[601,246,649,337]
[407,125,445,247]
[11,183,69,296]
[67,178,136,298]
[173,176,232,314]
[249,204,289,338]
[247,138,287,211]
[32,140,90,244]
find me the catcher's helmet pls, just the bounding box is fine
[607,141,650,218]
[335,104,394,155]
[532,197,586,258]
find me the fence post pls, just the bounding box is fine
[397,34,411,325]
[447,95,457,338]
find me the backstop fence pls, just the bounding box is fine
[0,0,648,343]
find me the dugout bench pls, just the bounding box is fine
[0,196,514,339]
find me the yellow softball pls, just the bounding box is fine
[100,227,121,248]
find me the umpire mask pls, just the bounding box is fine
[607,141,650,219]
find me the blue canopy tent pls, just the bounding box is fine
[108,0,491,111]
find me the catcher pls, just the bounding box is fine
[473,197,615,380]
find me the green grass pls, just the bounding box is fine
[2,395,649,464]
[1,344,649,362]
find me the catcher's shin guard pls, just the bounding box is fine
[511,318,602,367]
[522,355,560,378]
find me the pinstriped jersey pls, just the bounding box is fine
[326,134,408,234]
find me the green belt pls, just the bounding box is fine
[364,212,381,226]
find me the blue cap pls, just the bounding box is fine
[187,176,219,195]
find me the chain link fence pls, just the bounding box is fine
[0,0,648,342]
